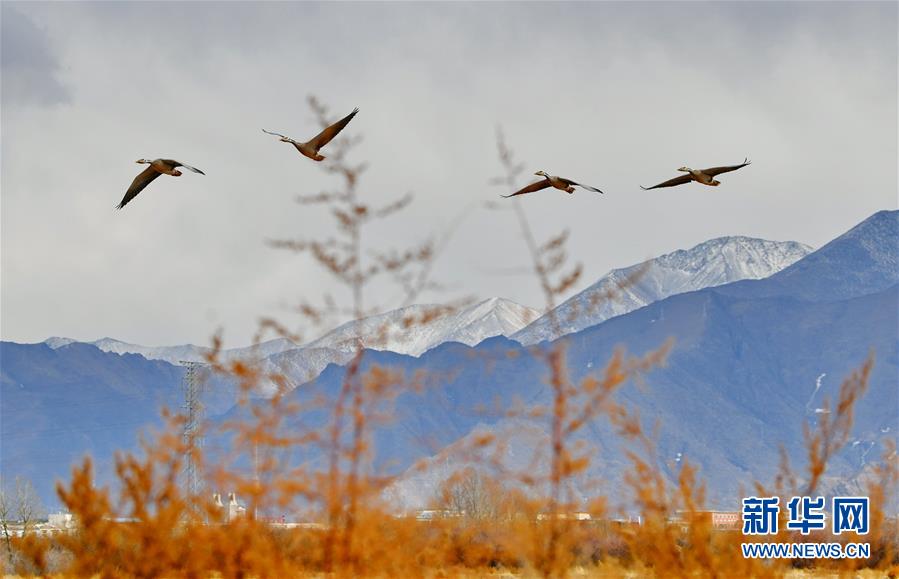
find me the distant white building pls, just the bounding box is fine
[412,509,461,521]
[48,512,75,530]
[536,512,592,522]
[212,492,246,522]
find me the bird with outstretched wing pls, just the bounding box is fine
[262,107,359,162]
[641,158,750,190]
[116,158,204,210]
[502,171,604,198]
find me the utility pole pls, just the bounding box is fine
[180,361,207,503]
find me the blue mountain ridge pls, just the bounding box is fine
[0,343,185,507]
[2,210,896,509]
[215,210,897,508]
[0,343,237,507]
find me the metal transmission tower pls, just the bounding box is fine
[180,361,207,499]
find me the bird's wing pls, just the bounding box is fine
[168,160,205,175]
[703,158,751,177]
[307,107,359,149]
[116,166,161,209]
[559,177,603,194]
[500,179,553,198]
[262,128,292,140]
[640,174,693,190]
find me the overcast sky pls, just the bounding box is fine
[1,1,896,348]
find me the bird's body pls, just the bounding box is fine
[116,158,204,210]
[263,107,359,162]
[292,141,328,162]
[502,171,604,198]
[641,158,751,190]
[686,168,718,186]
[545,174,578,193]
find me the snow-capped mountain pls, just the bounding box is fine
[305,297,540,357]
[43,336,77,349]
[10,211,895,509]
[720,210,899,303]
[513,236,812,345]
[41,236,809,369]
[223,338,304,361]
[272,211,894,509]
[43,336,302,365]
[247,298,540,393]
[41,298,538,391]
[260,346,351,393]
[243,298,539,393]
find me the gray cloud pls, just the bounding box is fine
[1,5,71,106]
[1,1,896,348]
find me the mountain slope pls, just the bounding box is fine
[382,283,897,510]
[0,340,244,507]
[33,299,540,404]
[513,236,811,345]
[305,297,539,356]
[247,298,539,393]
[42,337,302,365]
[720,209,899,302]
[260,211,896,509]
[8,212,895,510]
[0,343,185,507]
[43,298,538,369]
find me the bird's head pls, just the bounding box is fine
[136,158,152,165]
[534,170,548,178]
[677,166,691,173]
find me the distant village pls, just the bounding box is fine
[1,492,741,538]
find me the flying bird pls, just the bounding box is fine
[116,158,205,210]
[502,171,604,198]
[262,107,359,162]
[640,158,751,190]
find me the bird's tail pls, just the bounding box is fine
[313,154,326,162]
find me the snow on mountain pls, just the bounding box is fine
[259,346,352,393]
[225,338,304,361]
[305,297,540,357]
[235,298,539,392]
[720,209,898,302]
[513,236,812,345]
[43,336,76,349]
[89,338,211,363]
[41,299,537,392]
[43,337,302,365]
[286,211,894,509]
[39,235,811,381]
